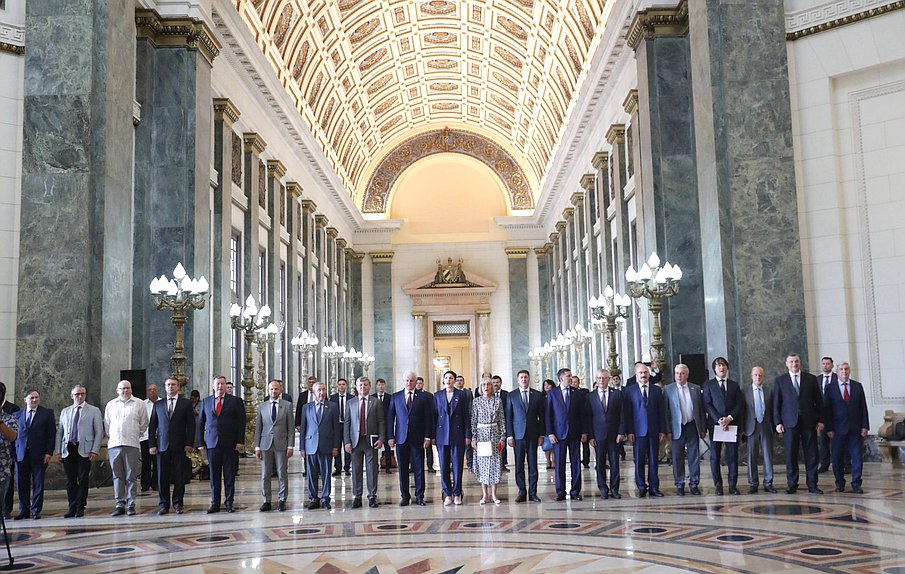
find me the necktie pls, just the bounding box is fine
[681,386,690,424]
[719,379,727,399]
[792,374,800,394]
[72,406,81,443]
[823,375,830,396]
[168,398,175,419]
[216,396,222,416]
[316,402,323,423]
[271,401,277,422]
[754,387,764,423]
[522,390,528,408]
[360,398,367,435]
[26,410,33,429]
[406,391,413,412]
[843,382,850,404]
[642,385,648,404]
[339,395,345,422]
[564,387,570,407]
[602,391,608,413]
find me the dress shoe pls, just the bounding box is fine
[714,486,724,495]
[729,487,741,496]
[110,507,126,517]
[332,470,341,477]
[322,500,332,510]
[600,491,609,500]
[307,500,320,510]
[851,487,864,494]
[650,489,664,497]
[555,494,567,501]
[127,506,136,516]
[835,486,845,493]
[31,513,41,520]
[399,498,410,507]
[414,497,425,506]
[352,497,362,509]
[225,504,235,513]
[676,485,685,496]
[808,488,824,495]
[689,486,702,496]
[454,495,463,505]
[764,486,777,494]
[174,505,184,515]
[610,491,622,500]
[259,502,272,512]
[158,506,170,516]
[206,505,220,514]
[515,494,527,503]
[529,495,542,502]
[637,489,648,498]
[64,510,77,518]
[368,498,379,508]
[344,470,351,476]
[76,508,86,517]
[748,486,759,494]
[501,466,510,472]
[571,494,583,501]
[385,468,391,474]
[818,464,829,473]
[785,487,798,494]
[278,501,287,511]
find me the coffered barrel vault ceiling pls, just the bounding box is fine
[235,0,614,212]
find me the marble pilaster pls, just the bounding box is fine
[412,312,429,385]
[607,126,638,366]
[314,215,328,380]
[689,0,806,373]
[285,181,302,393]
[348,250,364,352]
[370,252,394,389]
[535,246,552,346]
[506,248,529,382]
[325,227,339,350]
[241,132,266,389]
[476,311,492,378]
[266,159,286,381]
[301,200,316,349]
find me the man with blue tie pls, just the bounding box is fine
[774,353,824,494]
[148,378,195,515]
[434,370,470,506]
[58,385,104,517]
[664,365,707,496]
[703,357,745,495]
[625,363,667,497]
[545,367,587,501]
[744,366,777,494]
[254,380,294,511]
[506,369,545,503]
[387,370,434,506]
[14,390,55,520]
[198,375,246,513]
[822,362,869,494]
[299,381,340,509]
[587,370,625,500]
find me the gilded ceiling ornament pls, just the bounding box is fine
[308,72,323,108]
[292,40,309,81]
[432,102,459,111]
[359,47,388,73]
[420,1,456,16]
[413,107,423,117]
[350,17,380,44]
[342,77,352,92]
[575,1,595,41]
[496,16,528,40]
[556,68,571,95]
[352,101,361,113]
[427,59,457,70]
[331,50,341,67]
[424,31,457,44]
[492,71,519,92]
[380,115,403,134]
[490,94,515,112]
[430,82,458,92]
[490,113,513,131]
[400,38,412,52]
[367,73,393,95]
[494,45,523,69]
[471,6,483,21]
[536,44,547,62]
[322,98,335,128]
[394,6,407,24]
[513,0,534,8]
[273,4,293,50]
[373,97,397,116]
[339,0,364,11]
[363,128,535,213]
[318,16,330,36]
[565,36,582,74]
[543,12,554,32]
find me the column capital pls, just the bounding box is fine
[562,207,575,221]
[606,124,626,145]
[627,0,689,51]
[286,181,303,199]
[243,132,267,154]
[412,312,427,319]
[301,199,317,214]
[505,247,529,259]
[370,251,394,263]
[477,311,491,318]
[266,160,287,179]
[335,237,347,249]
[325,226,338,239]
[592,152,609,170]
[347,250,365,261]
[549,231,560,243]
[534,244,553,256]
[623,89,639,115]
[571,191,586,207]
[555,220,567,233]
[212,98,240,125]
[580,174,596,192]
[314,214,329,228]
[135,9,222,66]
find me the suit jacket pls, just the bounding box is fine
[822,379,869,436]
[586,388,626,442]
[198,393,246,450]
[544,385,587,441]
[254,399,295,452]
[773,371,822,430]
[818,373,839,400]
[148,396,195,453]
[663,382,706,437]
[329,392,354,424]
[743,384,774,436]
[58,403,104,458]
[505,387,545,441]
[15,405,56,462]
[343,395,387,449]
[433,388,471,446]
[294,389,310,428]
[373,392,391,427]
[625,370,663,387]
[299,401,341,455]
[623,383,667,437]
[702,378,745,429]
[387,388,435,445]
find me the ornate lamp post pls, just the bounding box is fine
[343,347,362,381]
[290,329,319,393]
[149,263,209,395]
[253,322,281,403]
[552,333,569,369]
[321,340,345,393]
[625,252,682,373]
[359,353,375,378]
[572,322,593,383]
[528,347,545,387]
[589,285,632,377]
[541,342,554,381]
[229,295,270,445]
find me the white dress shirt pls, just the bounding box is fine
[105,396,149,449]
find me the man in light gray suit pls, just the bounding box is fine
[664,364,707,496]
[744,366,776,493]
[57,385,104,517]
[254,380,295,512]
[344,377,386,508]
[298,381,340,510]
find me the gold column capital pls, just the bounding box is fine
[476,311,491,318]
[627,0,689,51]
[243,132,267,154]
[286,181,303,199]
[505,247,529,259]
[370,251,394,263]
[606,124,626,145]
[562,207,575,221]
[412,312,427,319]
[347,250,365,261]
[592,152,609,170]
[549,231,560,243]
[534,244,553,256]
[580,174,596,192]
[571,191,586,207]
[135,8,221,66]
[266,160,287,179]
[314,214,329,228]
[301,199,317,214]
[212,98,240,125]
[555,220,567,233]
[335,237,347,249]
[623,89,639,115]
[325,226,338,239]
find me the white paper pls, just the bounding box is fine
[713,425,738,443]
[476,441,493,457]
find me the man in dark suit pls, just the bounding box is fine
[702,356,745,495]
[456,375,475,471]
[299,381,340,509]
[545,367,587,501]
[294,375,317,477]
[491,375,510,471]
[624,363,667,497]
[329,378,353,476]
[506,369,545,503]
[817,356,837,472]
[434,371,470,506]
[774,353,824,494]
[14,390,56,519]
[198,375,246,513]
[374,378,392,473]
[744,366,777,494]
[571,375,591,469]
[822,362,869,493]
[387,370,435,506]
[416,376,436,472]
[149,378,195,515]
[344,377,386,508]
[57,385,104,517]
[664,365,707,496]
[587,369,625,500]
[625,360,663,387]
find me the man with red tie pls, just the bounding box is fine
[822,362,869,494]
[198,375,246,513]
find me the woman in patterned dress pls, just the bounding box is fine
[471,379,505,504]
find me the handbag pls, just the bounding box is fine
[542,436,554,452]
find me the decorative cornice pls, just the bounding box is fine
[0,42,24,56]
[314,214,329,228]
[505,247,530,259]
[534,245,552,256]
[592,152,609,170]
[266,159,287,179]
[370,251,395,263]
[412,312,428,319]
[785,0,905,40]
[555,221,567,233]
[347,250,365,261]
[285,181,302,199]
[562,207,575,221]
[549,232,560,243]
[335,237,347,249]
[325,227,339,240]
[0,23,25,56]
[212,98,241,125]
[301,199,317,214]
[623,89,639,115]
[627,0,689,50]
[135,9,221,66]
[243,132,267,154]
[606,124,626,145]
[570,192,585,208]
[580,174,596,192]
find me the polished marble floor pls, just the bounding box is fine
[4,453,905,573]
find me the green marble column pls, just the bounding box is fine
[506,248,529,382]
[371,252,395,388]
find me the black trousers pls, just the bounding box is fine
[140,439,157,491]
[158,449,188,508]
[334,423,351,472]
[62,448,91,512]
[513,438,539,497]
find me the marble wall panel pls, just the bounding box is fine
[371,260,394,388]
[508,257,529,382]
